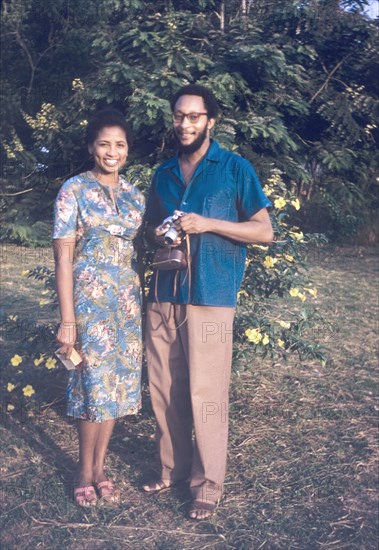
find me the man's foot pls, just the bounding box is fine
[188,499,219,520]
[142,479,174,494]
[74,485,98,507]
[95,480,120,505]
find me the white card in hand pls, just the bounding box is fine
[55,347,82,370]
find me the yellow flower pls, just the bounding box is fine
[10,354,23,367]
[263,256,278,269]
[237,290,248,300]
[306,288,317,297]
[277,339,285,348]
[45,357,57,370]
[72,78,84,91]
[39,299,50,306]
[291,231,304,241]
[289,288,306,301]
[274,197,287,210]
[278,320,291,329]
[284,254,294,262]
[263,185,274,196]
[7,404,15,412]
[262,334,270,346]
[266,173,282,187]
[41,289,50,295]
[34,355,45,366]
[21,270,29,276]
[291,198,301,211]
[7,383,16,392]
[245,328,262,344]
[22,385,35,397]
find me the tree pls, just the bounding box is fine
[1,0,377,242]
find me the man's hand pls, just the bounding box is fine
[154,222,182,247]
[176,208,273,244]
[176,212,210,235]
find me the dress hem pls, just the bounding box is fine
[66,404,141,423]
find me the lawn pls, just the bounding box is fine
[0,243,378,549]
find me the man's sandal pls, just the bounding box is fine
[188,499,220,520]
[73,485,98,507]
[95,480,120,505]
[142,479,173,495]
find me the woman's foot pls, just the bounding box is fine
[74,485,98,507]
[95,480,120,505]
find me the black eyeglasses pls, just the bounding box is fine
[172,112,208,124]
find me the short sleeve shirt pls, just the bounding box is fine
[145,140,271,307]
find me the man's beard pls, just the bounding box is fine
[174,126,208,154]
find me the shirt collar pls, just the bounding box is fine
[205,139,222,162]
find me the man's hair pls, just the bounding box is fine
[85,108,133,147]
[170,84,219,119]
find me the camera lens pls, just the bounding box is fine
[164,227,179,244]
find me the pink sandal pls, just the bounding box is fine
[95,480,120,504]
[74,485,98,507]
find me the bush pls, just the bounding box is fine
[234,169,329,369]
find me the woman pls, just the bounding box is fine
[53,109,145,507]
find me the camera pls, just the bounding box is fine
[161,211,185,245]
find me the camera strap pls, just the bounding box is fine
[154,234,191,331]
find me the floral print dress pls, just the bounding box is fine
[53,172,145,422]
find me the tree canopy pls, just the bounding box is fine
[1,0,378,243]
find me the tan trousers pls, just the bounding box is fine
[146,302,235,502]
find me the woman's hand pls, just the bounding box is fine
[56,322,77,360]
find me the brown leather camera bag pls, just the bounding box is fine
[151,235,191,330]
[151,247,187,270]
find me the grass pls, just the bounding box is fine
[0,243,378,549]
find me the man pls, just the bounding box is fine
[143,84,273,520]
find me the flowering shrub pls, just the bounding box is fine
[1,266,58,414]
[234,169,328,367]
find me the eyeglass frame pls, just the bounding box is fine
[172,111,208,124]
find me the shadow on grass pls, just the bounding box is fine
[0,365,159,502]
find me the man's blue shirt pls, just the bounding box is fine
[145,140,271,307]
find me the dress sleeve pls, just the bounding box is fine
[52,179,79,239]
[236,159,272,220]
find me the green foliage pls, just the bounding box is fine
[234,169,329,366]
[1,0,378,244]
[1,264,59,408]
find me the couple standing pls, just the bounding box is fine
[53,84,273,519]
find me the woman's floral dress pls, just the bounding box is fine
[53,172,145,422]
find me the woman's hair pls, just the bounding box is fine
[85,108,133,147]
[170,84,219,119]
